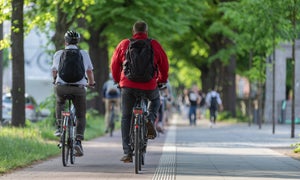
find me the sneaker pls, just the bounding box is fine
[74,140,84,157]
[156,125,164,134]
[54,129,61,137]
[146,121,157,139]
[120,154,132,163]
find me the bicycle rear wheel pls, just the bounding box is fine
[139,119,147,168]
[109,112,115,137]
[134,115,142,174]
[61,128,69,166]
[134,116,140,174]
[69,125,75,164]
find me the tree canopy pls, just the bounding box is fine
[2,0,300,124]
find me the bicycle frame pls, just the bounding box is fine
[108,101,116,137]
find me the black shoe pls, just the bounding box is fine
[74,140,84,157]
[54,129,61,137]
[120,154,132,163]
[146,121,157,139]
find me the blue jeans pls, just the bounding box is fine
[121,87,160,154]
[189,105,197,125]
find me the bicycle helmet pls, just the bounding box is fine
[64,30,80,44]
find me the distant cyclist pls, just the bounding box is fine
[111,21,169,163]
[51,30,95,157]
[102,73,121,133]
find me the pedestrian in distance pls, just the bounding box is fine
[51,30,96,157]
[156,81,172,134]
[206,87,223,128]
[111,20,169,163]
[188,84,201,126]
[102,73,121,134]
[180,88,190,119]
[198,89,206,119]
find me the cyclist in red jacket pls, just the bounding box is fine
[111,21,169,162]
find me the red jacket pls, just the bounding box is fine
[111,33,169,90]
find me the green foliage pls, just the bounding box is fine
[221,0,300,83]
[86,0,193,47]
[217,110,249,123]
[26,0,95,31]
[291,138,300,153]
[169,59,202,89]
[0,0,11,24]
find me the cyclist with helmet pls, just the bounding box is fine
[51,30,95,157]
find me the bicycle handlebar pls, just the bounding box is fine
[158,83,167,90]
[114,82,167,90]
[53,82,96,88]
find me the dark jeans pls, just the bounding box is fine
[55,85,86,140]
[209,108,217,124]
[189,105,197,125]
[121,87,160,155]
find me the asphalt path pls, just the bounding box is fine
[1,114,300,180]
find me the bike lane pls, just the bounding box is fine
[0,127,166,179]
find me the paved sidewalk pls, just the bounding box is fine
[1,114,300,179]
[155,114,300,180]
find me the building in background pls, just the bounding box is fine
[264,41,300,123]
[3,21,53,104]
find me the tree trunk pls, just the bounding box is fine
[52,3,69,51]
[200,66,211,93]
[87,28,109,114]
[11,0,25,127]
[221,56,236,117]
[0,23,3,121]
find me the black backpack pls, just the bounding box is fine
[58,49,85,83]
[210,96,218,110]
[124,38,156,82]
[199,95,206,107]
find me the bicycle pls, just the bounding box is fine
[108,101,117,137]
[57,94,77,167]
[129,94,148,174]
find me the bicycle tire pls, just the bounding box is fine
[61,125,68,166]
[138,126,142,171]
[134,115,140,174]
[69,124,75,164]
[109,111,115,137]
[141,121,146,166]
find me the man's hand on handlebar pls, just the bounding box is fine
[88,82,96,88]
[52,76,57,85]
[158,83,167,90]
